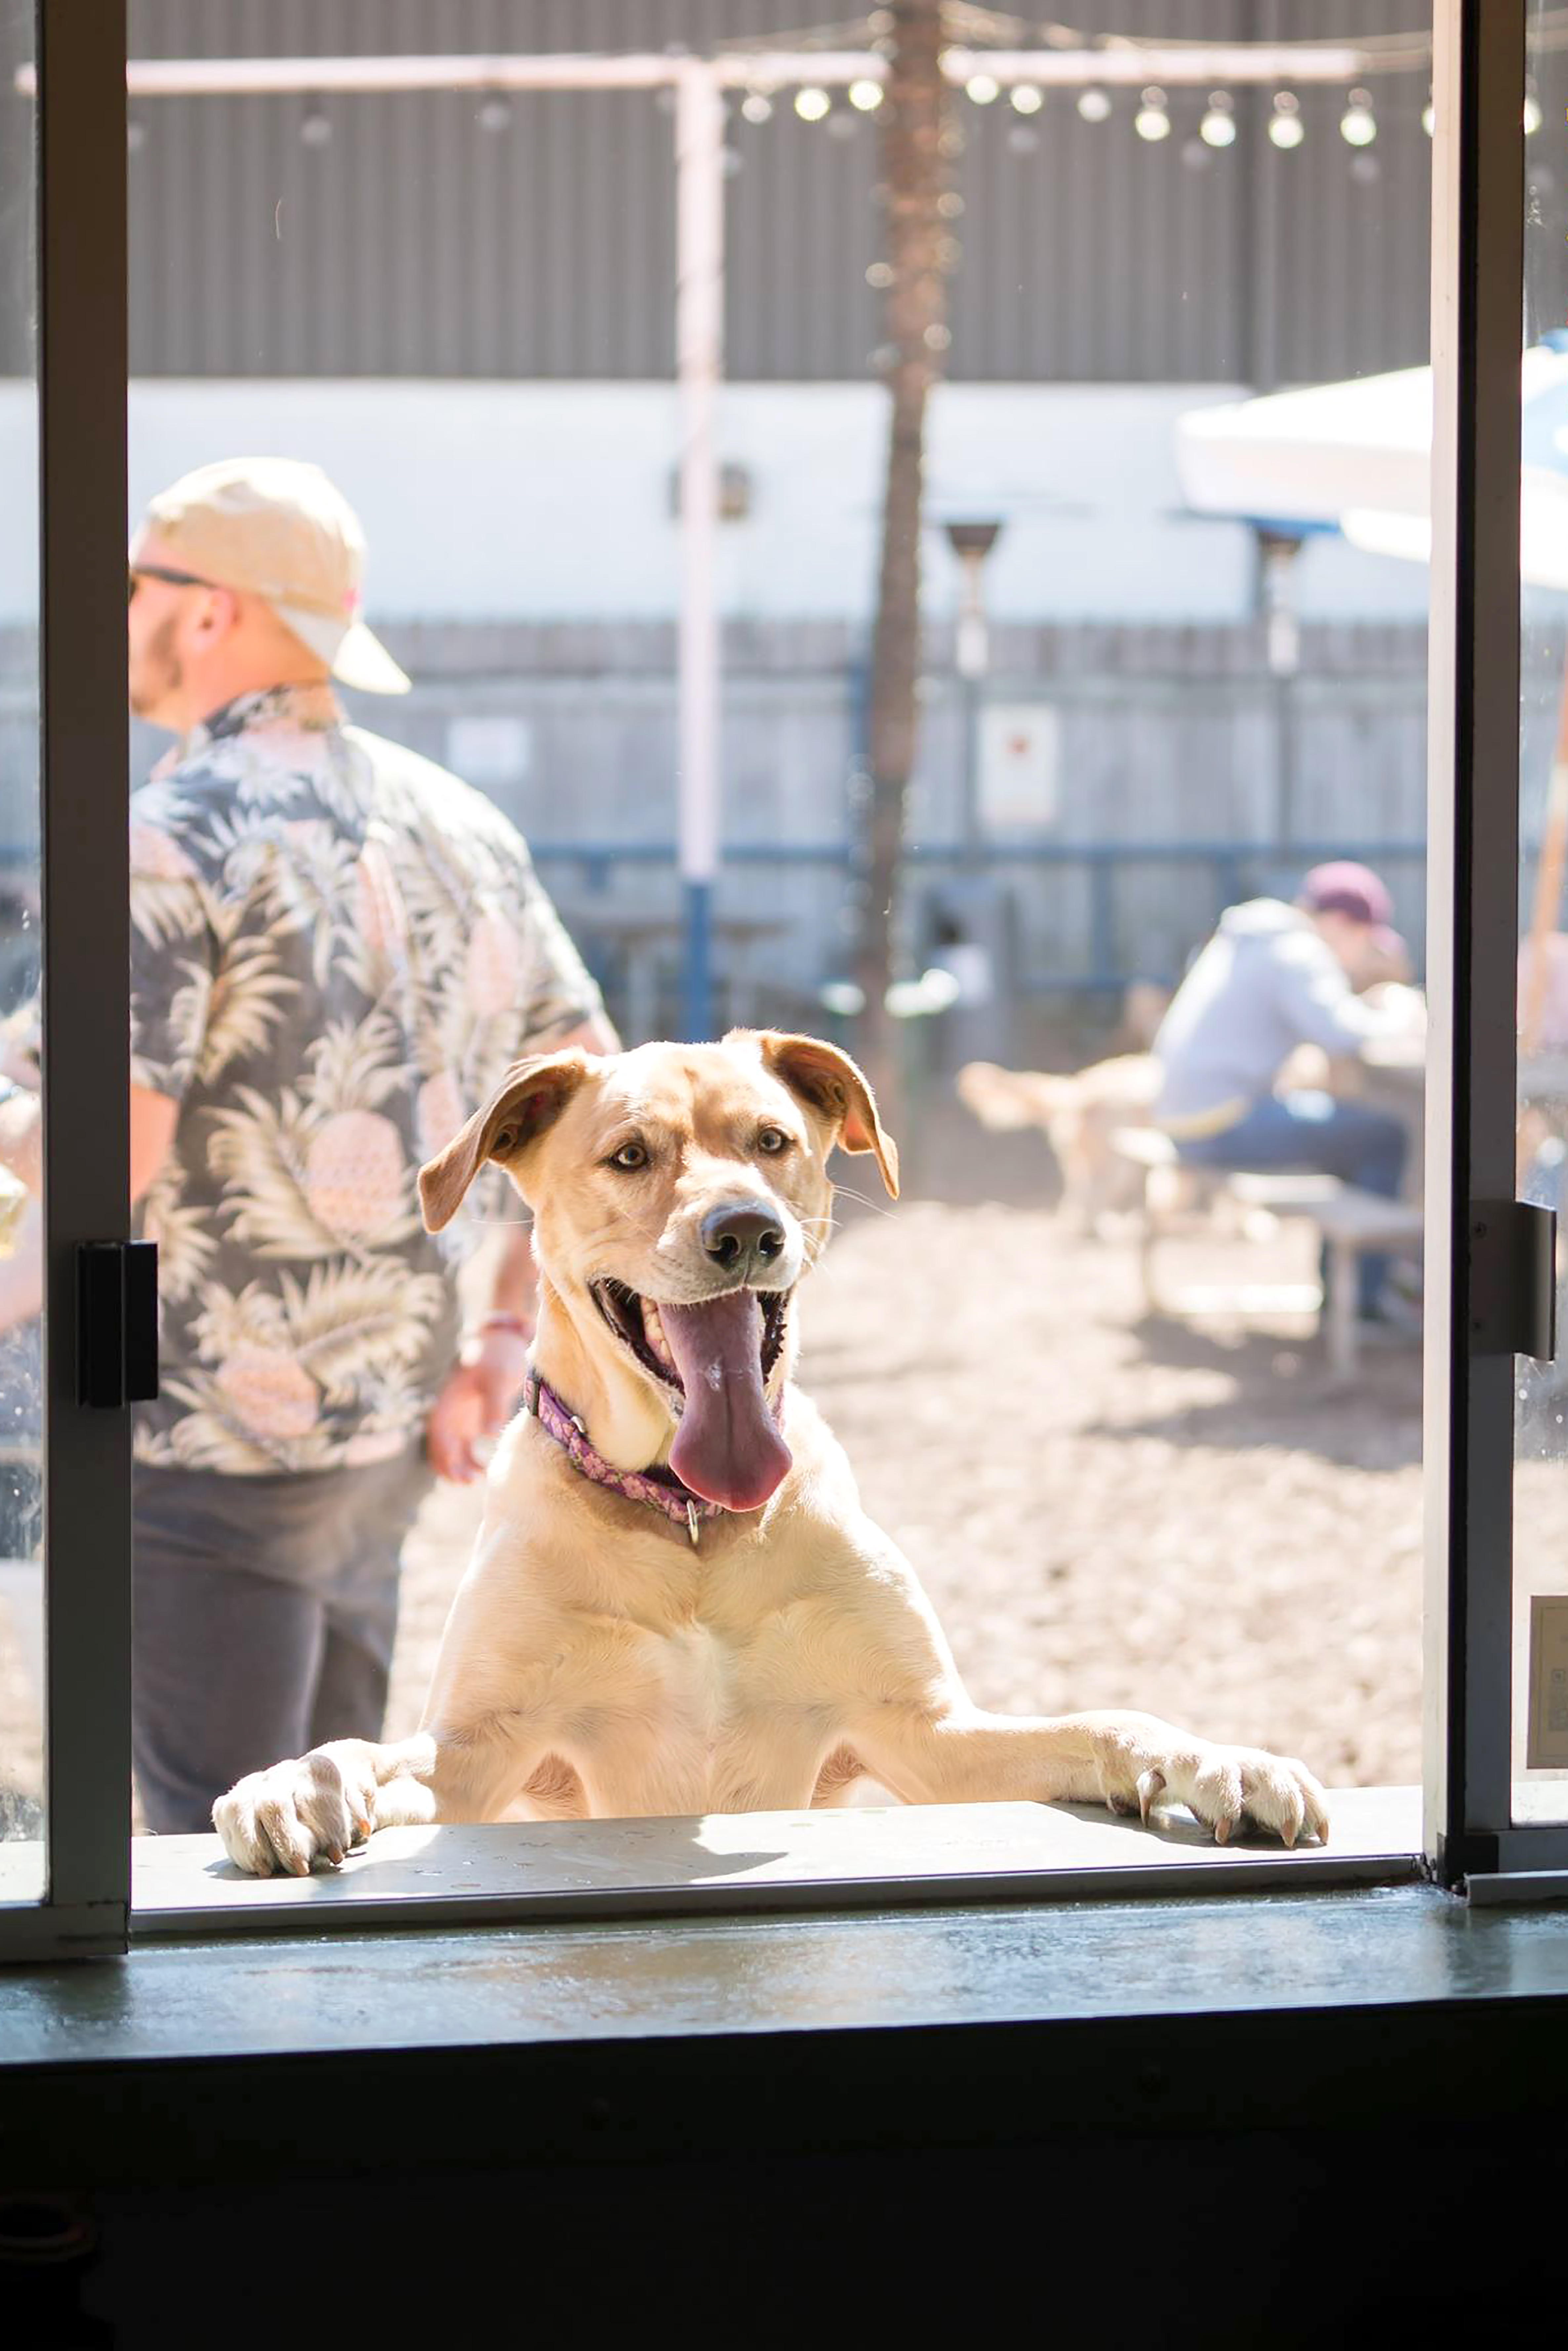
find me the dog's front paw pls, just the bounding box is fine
[1137,1737,1330,1848]
[213,1741,380,1877]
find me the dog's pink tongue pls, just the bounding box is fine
[657,1292,791,1512]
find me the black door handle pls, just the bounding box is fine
[76,1240,158,1407]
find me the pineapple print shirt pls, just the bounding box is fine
[129,684,604,1475]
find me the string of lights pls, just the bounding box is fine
[98,12,1568,168]
[717,9,1544,165]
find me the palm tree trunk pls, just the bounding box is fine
[854,0,949,1116]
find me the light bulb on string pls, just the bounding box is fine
[1525,84,1543,135]
[741,90,774,124]
[1133,86,1171,142]
[848,78,884,111]
[477,94,512,133]
[1077,85,1111,123]
[1268,92,1304,149]
[127,114,146,154]
[965,73,1000,106]
[1011,84,1043,115]
[794,86,830,122]
[1422,95,1434,136]
[1199,91,1236,148]
[300,102,332,148]
[1339,87,1377,146]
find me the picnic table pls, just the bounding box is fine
[1112,1125,1424,1381]
[1356,1026,1427,1199]
[1113,1003,1430,1380]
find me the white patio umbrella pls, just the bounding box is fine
[1339,474,1568,593]
[1176,344,1568,1049]
[1177,343,1568,587]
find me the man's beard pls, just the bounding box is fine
[129,614,182,719]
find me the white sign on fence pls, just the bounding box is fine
[979,702,1060,832]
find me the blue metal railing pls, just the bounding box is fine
[530,837,1430,996]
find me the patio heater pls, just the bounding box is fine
[926,520,1014,1070]
[944,519,1004,860]
[1256,525,1305,858]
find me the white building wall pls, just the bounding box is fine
[0,381,1428,628]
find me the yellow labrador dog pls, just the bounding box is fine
[215,1030,1328,1874]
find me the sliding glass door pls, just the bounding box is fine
[0,0,131,1962]
[0,0,42,1910]
[1512,0,1568,1841]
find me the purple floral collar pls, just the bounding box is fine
[524,1368,727,1545]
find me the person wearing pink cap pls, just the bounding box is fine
[1151,862,1420,1329]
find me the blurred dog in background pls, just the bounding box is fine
[956,984,1169,1233]
[957,1052,1162,1232]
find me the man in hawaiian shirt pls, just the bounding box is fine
[118,456,617,1832]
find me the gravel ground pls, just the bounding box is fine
[0,1176,1427,1825]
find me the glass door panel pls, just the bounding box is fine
[0,0,43,1908]
[1514,0,1568,1824]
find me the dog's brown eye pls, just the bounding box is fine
[757,1127,790,1156]
[610,1140,649,1171]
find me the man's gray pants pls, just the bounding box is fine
[132,1451,433,1836]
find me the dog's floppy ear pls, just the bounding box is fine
[741,1029,900,1199]
[418,1049,591,1233]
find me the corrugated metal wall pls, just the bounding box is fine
[1,0,1435,386]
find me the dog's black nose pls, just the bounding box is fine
[702,1202,786,1276]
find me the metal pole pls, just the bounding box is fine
[1258,531,1301,859]
[16,45,1396,100]
[954,548,986,864]
[675,63,723,1042]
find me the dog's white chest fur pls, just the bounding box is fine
[655,1622,733,1753]
[549,1609,795,1817]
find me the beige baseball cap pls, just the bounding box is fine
[130,456,411,695]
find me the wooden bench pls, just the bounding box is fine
[1111,1126,1423,1378]
[1310,1189,1426,1380]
